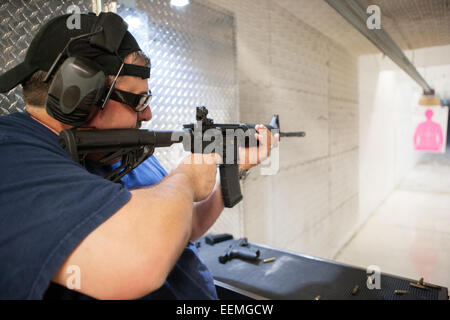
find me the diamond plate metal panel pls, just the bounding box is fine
[111,0,240,237]
[0,0,237,173]
[0,0,93,115]
[0,0,239,235]
[110,0,237,171]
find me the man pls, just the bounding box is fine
[0,12,275,300]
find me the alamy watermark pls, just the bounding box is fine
[366,265,381,290]
[172,122,280,175]
[66,265,81,290]
[66,5,81,30]
[367,5,381,30]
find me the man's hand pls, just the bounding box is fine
[238,125,279,171]
[173,153,222,202]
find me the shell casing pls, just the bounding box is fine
[423,282,441,289]
[394,290,409,295]
[352,285,359,295]
[410,282,429,290]
[263,257,276,263]
[416,277,440,289]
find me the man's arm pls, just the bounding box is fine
[52,154,218,300]
[191,177,224,241]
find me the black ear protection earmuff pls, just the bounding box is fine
[45,13,129,127]
[46,56,107,126]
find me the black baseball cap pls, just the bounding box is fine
[0,12,150,93]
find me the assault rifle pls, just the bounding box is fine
[59,107,305,208]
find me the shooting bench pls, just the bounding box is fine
[197,236,449,300]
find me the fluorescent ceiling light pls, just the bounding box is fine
[171,0,190,7]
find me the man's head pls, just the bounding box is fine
[21,50,152,130]
[85,50,152,130]
[0,12,152,130]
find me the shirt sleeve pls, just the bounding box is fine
[0,134,131,299]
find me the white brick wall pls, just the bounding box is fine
[329,99,358,155]
[330,149,358,212]
[269,158,330,251]
[270,4,329,96]
[199,0,360,260]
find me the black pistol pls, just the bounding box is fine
[218,238,260,264]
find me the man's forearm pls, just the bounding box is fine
[191,177,225,241]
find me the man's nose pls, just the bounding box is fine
[138,107,152,122]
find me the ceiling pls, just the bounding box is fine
[276,0,450,55]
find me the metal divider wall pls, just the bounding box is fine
[0,0,240,232]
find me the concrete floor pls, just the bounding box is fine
[334,152,450,290]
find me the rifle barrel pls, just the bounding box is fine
[279,132,306,137]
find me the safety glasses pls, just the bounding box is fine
[109,87,152,113]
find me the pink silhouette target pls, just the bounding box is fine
[413,109,444,152]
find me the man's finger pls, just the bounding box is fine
[207,153,223,165]
[272,133,280,147]
[256,133,270,147]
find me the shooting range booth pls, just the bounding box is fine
[197,235,449,300]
